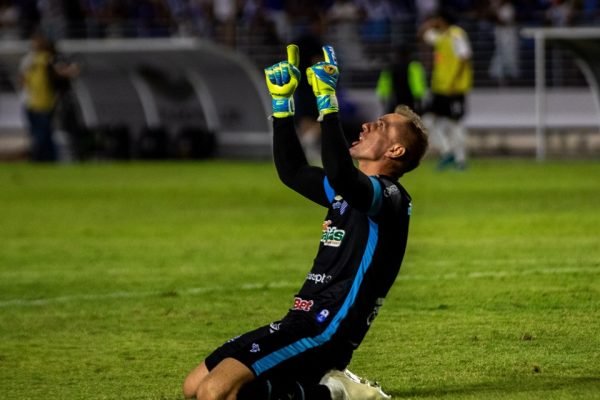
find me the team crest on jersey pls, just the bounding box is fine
[321,220,345,247]
[384,185,399,197]
[332,195,349,215]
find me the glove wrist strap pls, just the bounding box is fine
[316,94,338,121]
[272,97,295,118]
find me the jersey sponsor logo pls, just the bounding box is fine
[332,195,349,215]
[321,220,345,247]
[367,298,385,326]
[292,297,314,312]
[306,272,332,284]
[316,309,330,323]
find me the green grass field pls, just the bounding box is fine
[0,159,599,400]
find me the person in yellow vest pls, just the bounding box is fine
[420,11,473,170]
[19,32,78,162]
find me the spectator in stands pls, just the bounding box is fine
[325,0,365,68]
[357,0,396,58]
[581,0,600,24]
[38,0,66,39]
[63,0,85,38]
[419,11,473,170]
[415,0,439,23]
[0,0,19,39]
[239,0,281,48]
[212,0,238,46]
[81,0,111,38]
[546,0,576,27]
[546,0,577,85]
[489,0,520,85]
[15,0,40,38]
[187,0,214,38]
[262,0,287,43]
[165,0,194,37]
[19,32,79,162]
[132,0,173,37]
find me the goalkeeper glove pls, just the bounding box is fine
[264,44,301,118]
[306,45,339,120]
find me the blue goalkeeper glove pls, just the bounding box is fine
[264,44,300,118]
[306,45,339,120]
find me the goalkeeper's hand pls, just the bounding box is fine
[264,44,300,118]
[306,45,339,120]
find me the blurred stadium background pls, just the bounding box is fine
[0,0,600,161]
[1,3,599,399]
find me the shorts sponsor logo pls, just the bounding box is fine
[316,309,330,323]
[321,220,345,247]
[269,322,281,333]
[367,298,385,326]
[306,272,332,284]
[292,297,314,312]
[250,343,261,353]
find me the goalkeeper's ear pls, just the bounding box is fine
[287,44,299,68]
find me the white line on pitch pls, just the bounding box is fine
[0,266,597,308]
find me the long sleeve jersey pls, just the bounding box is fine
[272,113,413,350]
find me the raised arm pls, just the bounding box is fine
[306,46,377,213]
[265,45,328,207]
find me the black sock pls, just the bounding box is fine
[238,379,331,400]
[237,379,272,400]
[304,383,332,400]
[272,380,332,400]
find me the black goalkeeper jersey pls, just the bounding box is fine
[290,174,411,349]
[248,113,412,376]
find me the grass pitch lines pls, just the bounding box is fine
[0,281,299,308]
[1,266,595,308]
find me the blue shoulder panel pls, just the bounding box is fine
[323,176,335,203]
[368,176,383,216]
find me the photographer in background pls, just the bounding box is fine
[19,31,79,162]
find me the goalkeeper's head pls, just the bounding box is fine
[349,105,428,179]
[392,105,429,175]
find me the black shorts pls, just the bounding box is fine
[429,94,466,120]
[205,316,353,383]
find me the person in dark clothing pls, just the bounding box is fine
[376,44,428,115]
[183,44,428,400]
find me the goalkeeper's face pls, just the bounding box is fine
[349,113,407,163]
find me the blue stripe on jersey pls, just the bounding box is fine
[323,177,335,203]
[251,219,380,376]
[368,176,383,216]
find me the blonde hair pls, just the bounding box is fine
[393,104,429,176]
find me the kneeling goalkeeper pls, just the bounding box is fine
[183,44,428,400]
